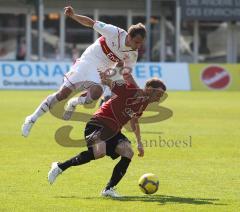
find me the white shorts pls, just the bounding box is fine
[62,67,112,98]
[67,60,101,84]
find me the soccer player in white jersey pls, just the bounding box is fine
[21,6,146,137]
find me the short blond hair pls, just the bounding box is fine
[128,23,146,39]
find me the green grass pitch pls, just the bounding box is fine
[0,91,239,211]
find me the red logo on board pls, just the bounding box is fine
[201,66,231,89]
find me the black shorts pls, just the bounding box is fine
[84,121,130,160]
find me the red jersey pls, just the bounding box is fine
[93,81,149,131]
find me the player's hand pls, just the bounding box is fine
[98,70,109,85]
[116,61,124,67]
[121,67,133,81]
[64,6,74,17]
[137,142,144,157]
[99,68,113,80]
[99,71,107,81]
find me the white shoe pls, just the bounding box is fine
[101,187,121,198]
[21,116,35,137]
[48,162,62,184]
[63,100,76,120]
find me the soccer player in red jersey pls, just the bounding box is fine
[47,73,166,197]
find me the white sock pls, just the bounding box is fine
[30,93,59,122]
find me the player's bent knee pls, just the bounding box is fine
[94,152,106,159]
[56,87,72,100]
[117,144,134,159]
[89,85,103,100]
[124,148,134,159]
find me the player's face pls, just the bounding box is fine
[128,34,145,50]
[147,88,164,103]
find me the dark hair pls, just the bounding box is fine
[145,78,166,91]
[128,23,146,39]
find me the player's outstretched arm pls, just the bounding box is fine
[119,61,139,88]
[64,6,94,28]
[123,72,139,88]
[130,117,144,157]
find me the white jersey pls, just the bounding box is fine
[92,21,138,69]
[64,21,138,97]
[68,21,138,83]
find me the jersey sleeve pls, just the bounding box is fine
[93,21,118,38]
[111,80,127,96]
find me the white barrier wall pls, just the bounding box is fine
[0,61,191,90]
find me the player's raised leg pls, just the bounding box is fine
[21,68,86,137]
[48,126,106,184]
[47,148,95,184]
[63,83,103,120]
[21,86,72,137]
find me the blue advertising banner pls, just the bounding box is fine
[0,62,70,90]
[0,62,191,90]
